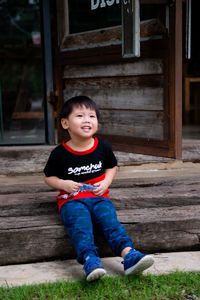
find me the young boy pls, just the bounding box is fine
[44,96,154,282]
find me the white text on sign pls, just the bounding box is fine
[91,0,120,11]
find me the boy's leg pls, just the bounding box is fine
[60,199,98,263]
[92,197,154,274]
[60,199,106,281]
[92,197,133,256]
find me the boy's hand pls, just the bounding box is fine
[93,166,117,196]
[93,180,109,196]
[61,180,83,193]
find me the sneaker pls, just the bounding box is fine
[83,256,106,282]
[123,249,154,275]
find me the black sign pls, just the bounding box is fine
[68,0,120,34]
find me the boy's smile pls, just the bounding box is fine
[61,105,98,141]
[81,125,92,132]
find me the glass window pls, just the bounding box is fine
[68,1,161,35]
[140,5,160,21]
[68,0,121,34]
[0,0,46,144]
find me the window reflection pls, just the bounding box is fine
[0,0,45,144]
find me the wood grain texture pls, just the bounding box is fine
[63,59,163,78]
[61,18,167,49]
[0,175,200,265]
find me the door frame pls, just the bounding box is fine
[41,0,55,144]
[169,0,182,158]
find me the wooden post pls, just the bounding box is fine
[169,0,182,159]
[122,0,140,58]
[174,0,182,158]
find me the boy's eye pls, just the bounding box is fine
[77,114,83,117]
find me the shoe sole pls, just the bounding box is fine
[125,255,154,275]
[86,268,107,282]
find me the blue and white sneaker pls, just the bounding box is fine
[123,249,154,275]
[83,256,106,282]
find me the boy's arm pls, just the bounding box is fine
[93,166,117,196]
[44,176,82,193]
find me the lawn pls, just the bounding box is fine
[0,272,200,300]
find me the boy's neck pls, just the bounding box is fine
[66,137,95,152]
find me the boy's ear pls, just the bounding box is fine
[61,118,69,130]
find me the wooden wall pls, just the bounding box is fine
[63,59,165,140]
[54,4,179,156]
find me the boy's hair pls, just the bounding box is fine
[59,96,100,122]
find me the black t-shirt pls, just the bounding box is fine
[44,137,117,182]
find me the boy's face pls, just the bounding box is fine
[61,105,98,140]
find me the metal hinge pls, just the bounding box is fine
[47,90,58,111]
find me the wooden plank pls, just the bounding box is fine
[125,227,199,253]
[61,18,166,50]
[98,110,164,140]
[59,39,167,67]
[0,192,57,217]
[63,59,163,78]
[0,192,56,207]
[62,26,122,49]
[65,74,164,89]
[99,110,163,124]
[0,183,52,194]
[117,205,200,223]
[65,87,163,111]
[0,226,73,265]
[12,112,44,120]
[0,215,61,230]
[0,205,200,265]
[1,185,200,217]
[99,123,163,140]
[102,135,174,157]
[64,76,164,111]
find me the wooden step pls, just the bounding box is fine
[0,204,199,266]
[0,176,200,266]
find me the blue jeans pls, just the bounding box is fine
[60,197,133,264]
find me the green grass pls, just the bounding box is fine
[0,272,200,300]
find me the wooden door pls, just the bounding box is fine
[53,0,182,158]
